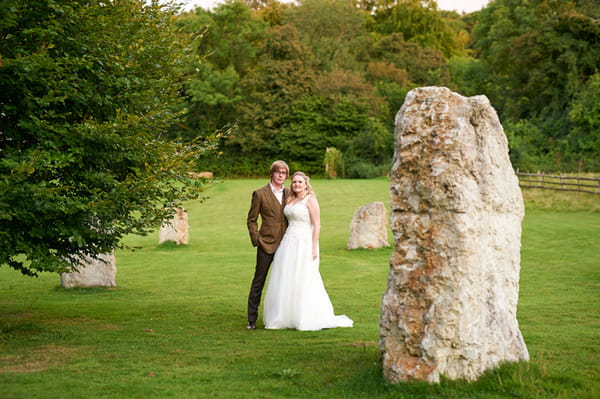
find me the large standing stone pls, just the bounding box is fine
[347,202,390,249]
[380,87,529,383]
[158,208,189,245]
[61,252,116,288]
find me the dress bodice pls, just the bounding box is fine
[284,195,311,226]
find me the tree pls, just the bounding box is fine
[368,32,451,87]
[0,0,212,276]
[568,72,600,170]
[177,1,267,140]
[371,0,466,58]
[192,1,267,74]
[250,0,293,26]
[285,0,370,71]
[233,23,316,156]
[471,0,600,171]
[277,93,392,175]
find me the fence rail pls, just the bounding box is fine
[516,172,600,195]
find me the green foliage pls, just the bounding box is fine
[568,72,600,170]
[277,95,393,175]
[373,80,410,123]
[192,1,267,74]
[368,33,452,87]
[371,0,466,58]
[231,22,315,157]
[284,0,370,71]
[0,0,212,276]
[177,2,267,140]
[196,152,275,177]
[177,0,599,175]
[470,0,600,171]
[176,0,482,176]
[346,160,381,178]
[185,63,242,136]
[504,119,558,172]
[447,56,491,96]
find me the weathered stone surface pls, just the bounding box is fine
[380,87,529,383]
[61,252,116,288]
[347,202,390,249]
[158,208,189,245]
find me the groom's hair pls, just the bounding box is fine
[269,160,289,176]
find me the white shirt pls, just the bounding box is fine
[270,183,284,204]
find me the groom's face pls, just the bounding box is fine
[271,168,288,186]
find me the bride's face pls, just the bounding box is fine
[291,176,307,194]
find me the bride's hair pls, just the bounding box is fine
[287,171,314,204]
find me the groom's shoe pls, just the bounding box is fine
[246,322,256,330]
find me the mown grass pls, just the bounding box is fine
[519,186,600,212]
[1,179,598,398]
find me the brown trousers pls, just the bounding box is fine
[247,246,274,324]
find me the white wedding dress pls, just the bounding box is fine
[263,195,353,331]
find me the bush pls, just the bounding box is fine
[346,161,380,178]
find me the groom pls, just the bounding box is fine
[246,160,290,330]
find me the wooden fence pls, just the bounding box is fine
[516,172,600,195]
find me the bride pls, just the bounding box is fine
[263,171,353,331]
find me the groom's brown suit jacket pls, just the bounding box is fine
[247,184,289,255]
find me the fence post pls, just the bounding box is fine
[540,172,544,190]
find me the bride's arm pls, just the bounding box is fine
[307,195,320,260]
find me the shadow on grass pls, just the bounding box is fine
[154,241,190,251]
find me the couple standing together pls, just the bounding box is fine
[246,160,353,331]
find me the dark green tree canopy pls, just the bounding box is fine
[183,0,599,174]
[371,0,466,58]
[0,0,211,276]
[470,0,600,170]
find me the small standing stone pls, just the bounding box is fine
[347,202,390,249]
[61,252,116,288]
[158,208,189,245]
[380,87,529,383]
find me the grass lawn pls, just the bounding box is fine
[1,179,598,398]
